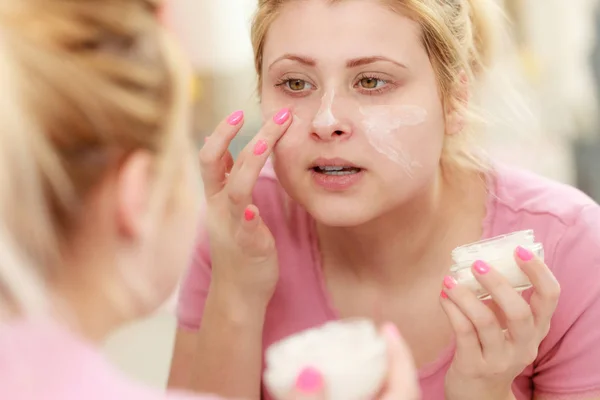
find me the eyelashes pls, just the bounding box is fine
[274,73,399,97]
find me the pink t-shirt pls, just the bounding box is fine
[178,161,600,400]
[0,319,220,400]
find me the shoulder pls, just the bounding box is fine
[0,320,219,400]
[490,164,600,300]
[491,162,600,259]
[491,164,600,335]
[492,163,596,227]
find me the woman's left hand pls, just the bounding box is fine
[441,245,561,400]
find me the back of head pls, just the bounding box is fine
[0,0,189,315]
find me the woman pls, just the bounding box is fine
[0,0,418,399]
[169,0,600,399]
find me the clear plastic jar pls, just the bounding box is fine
[449,230,544,300]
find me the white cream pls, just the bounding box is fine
[359,105,427,176]
[449,230,544,299]
[264,319,387,400]
[312,89,338,128]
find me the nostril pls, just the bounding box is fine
[334,130,344,135]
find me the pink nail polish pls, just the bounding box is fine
[273,108,291,125]
[441,290,448,299]
[473,260,490,275]
[516,246,533,261]
[443,275,457,290]
[244,208,255,221]
[227,110,244,125]
[296,367,323,393]
[253,140,268,156]
[382,322,400,339]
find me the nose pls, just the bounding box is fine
[311,127,352,142]
[310,89,353,141]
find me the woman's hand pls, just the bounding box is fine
[199,108,292,306]
[441,246,561,400]
[286,323,421,400]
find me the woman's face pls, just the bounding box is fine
[261,0,449,226]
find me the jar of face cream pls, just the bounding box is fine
[449,230,544,300]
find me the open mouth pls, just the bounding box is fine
[312,166,362,176]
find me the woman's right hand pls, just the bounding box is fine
[286,323,421,400]
[199,108,293,306]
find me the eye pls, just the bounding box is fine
[358,77,386,89]
[286,79,312,91]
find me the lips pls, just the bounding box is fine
[309,157,363,171]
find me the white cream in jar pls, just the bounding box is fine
[263,319,387,400]
[449,230,544,300]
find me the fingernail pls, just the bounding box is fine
[473,260,490,275]
[295,367,323,393]
[516,246,533,261]
[253,139,268,156]
[443,275,457,290]
[440,290,448,299]
[273,108,291,125]
[227,110,244,125]
[244,207,255,221]
[382,322,399,339]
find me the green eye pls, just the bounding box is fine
[287,79,307,91]
[359,77,380,89]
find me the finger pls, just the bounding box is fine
[379,323,420,400]
[234,205,273,257]
[199,110,245,197]
[514,246,560,333]
[226,108,292,219]
[439,288,484,366]
[286,367,326,400]
[471,260,534,346]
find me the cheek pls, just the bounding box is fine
[261,95,319,151]
[358,105,444,176]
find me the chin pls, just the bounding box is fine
[303,198,379,227]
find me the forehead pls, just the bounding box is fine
[263,0,426,68]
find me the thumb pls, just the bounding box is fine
[285,367,327,400]
[379,323,420,400]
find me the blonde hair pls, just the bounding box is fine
[251,0,504,170]
[0,0,190,314]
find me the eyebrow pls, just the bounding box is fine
[268,54,316,70]
[346,56,408,69]
[268,54,407,71]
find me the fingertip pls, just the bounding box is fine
[273,107,292,125]
[515,246,534,262]
[243,204,259,222]
[381,322,400,341]
[227,110,244,126]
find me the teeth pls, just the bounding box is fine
[315,166,360,175]
[321,170,357,175]
[319,166,345,171]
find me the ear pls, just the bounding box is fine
[115,150,153,240]
[445,70,470,136]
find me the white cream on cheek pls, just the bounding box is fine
[263,91,428,178]
[358,105,427,177]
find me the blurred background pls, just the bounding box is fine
[103,0,600,388]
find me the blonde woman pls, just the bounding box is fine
[0,0,417,399]
[170,1,600,400]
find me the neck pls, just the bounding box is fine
[51,282,125,343]
[316,166,488,285]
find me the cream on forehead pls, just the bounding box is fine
[359,105,427,176]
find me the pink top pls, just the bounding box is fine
[178,161,600,400]
[0,319,219,400]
